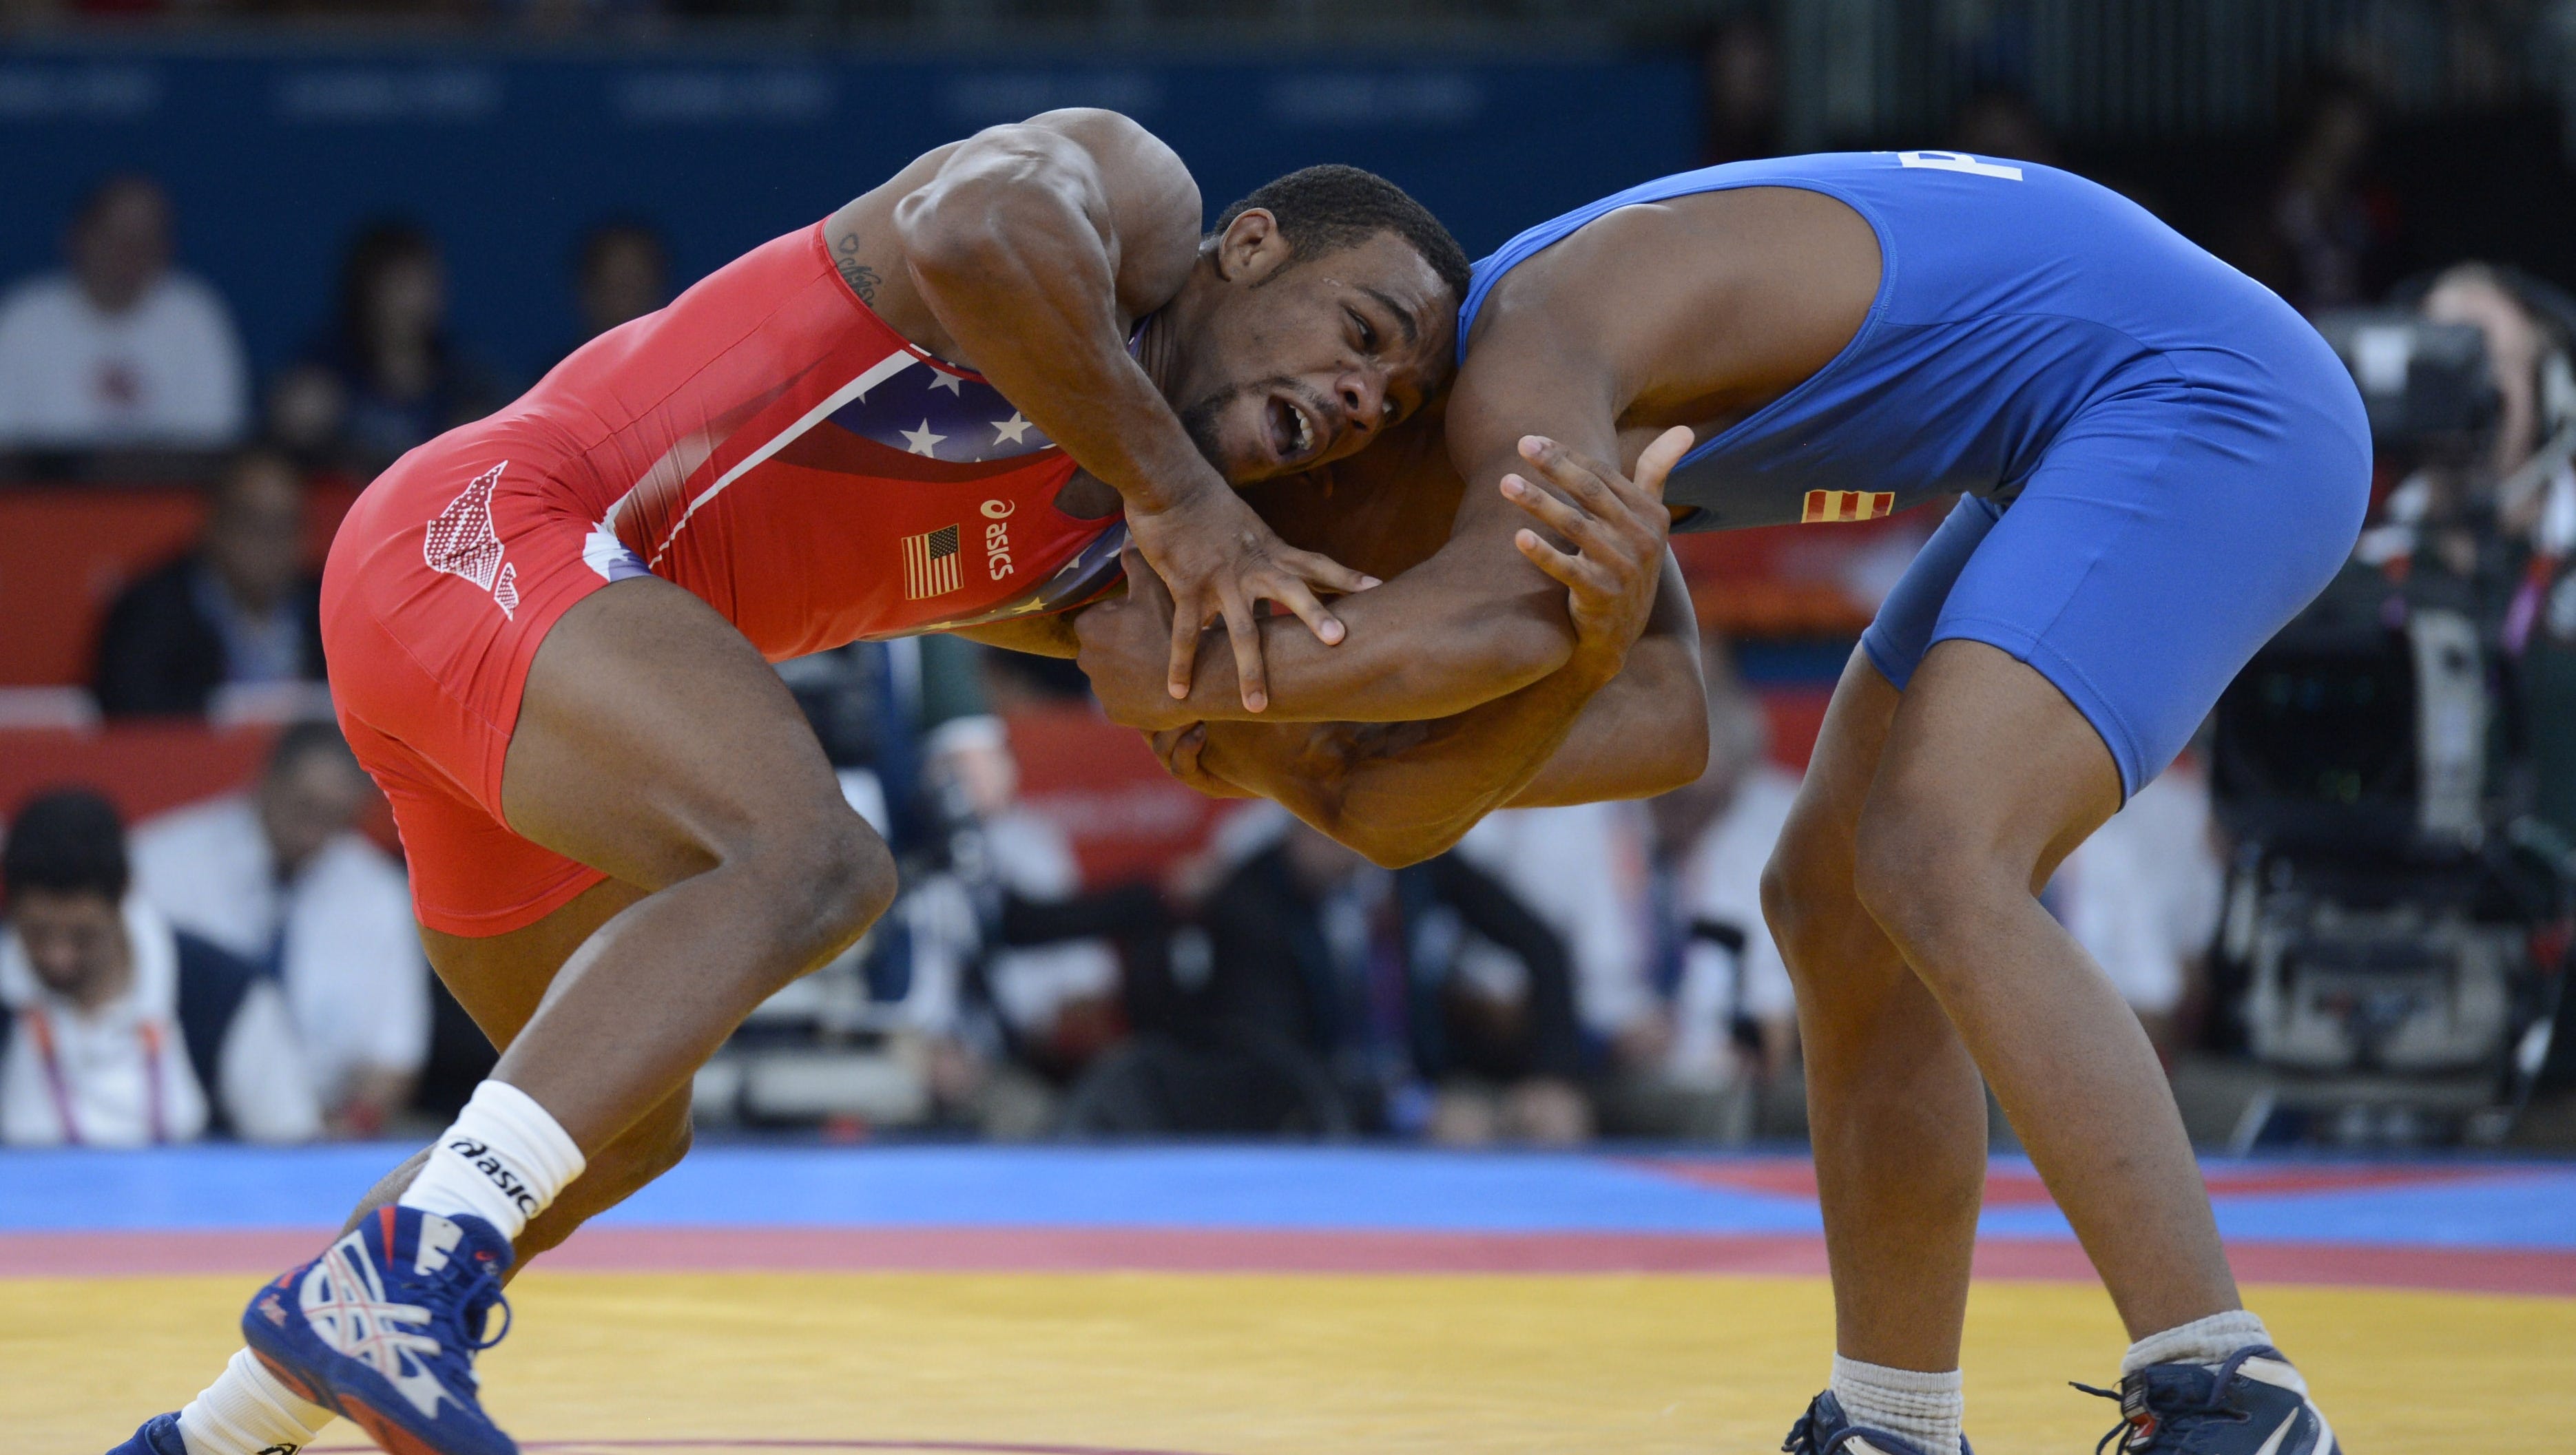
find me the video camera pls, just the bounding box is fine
[2200,297,2573,1138]
[2308,309,2499,460]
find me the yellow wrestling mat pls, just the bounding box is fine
[7,1270,2570,1454]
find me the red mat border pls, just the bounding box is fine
[4,1226,2569,1295]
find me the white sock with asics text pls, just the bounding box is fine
[1831,1354,1964,1455]
[395,1080,586,1244]
[2121,1309,2273,1374]
[178,1348,335,1455]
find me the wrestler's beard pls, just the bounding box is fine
[1176,375,1334,483]
[1176,386,1234,474]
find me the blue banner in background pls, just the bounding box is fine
[0,47,1699,386]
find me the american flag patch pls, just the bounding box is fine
[903,523,963,600]
[1801,490,1895,524]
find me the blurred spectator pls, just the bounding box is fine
[2043,757,2225,1060]
[268,220,499,478]
[1,790,318,1146]
[132,724,429,1136]
[0,174,249,456]
[1606,641,1802,1138]
[2411,265,2576,837]
[2355,264,2571,589]
[1069,815,1587,1144]
[554,220,670,368]
[2420,264,2575,541]
[782,634,999,857]
[939,719,1125,1068]
[885,714,1152,1135]
[2247,74,2404,311]
[1949,85,2061,167]
[92,448,325,718]
[1455,803,1644,1055]
[1698,10,1781,164]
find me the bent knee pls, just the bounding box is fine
[740,813,897,967]
[1849,791,2026,963]
[1760,816,1859,965]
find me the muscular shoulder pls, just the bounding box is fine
[903,109,1200,310]
[1020,109,1203,308]
[825,109,1202,348]
[1461,187,1874,450]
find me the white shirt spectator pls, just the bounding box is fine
[2047,761,2225,1016]
[0,270,248,449]
[1,897,316,1146]
[1456,804,1648,1037]
[132,793,429,1112]
[1656,762,1803,1084]
[981,810,1121,1036]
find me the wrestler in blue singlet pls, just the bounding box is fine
[1460,151,2373,796]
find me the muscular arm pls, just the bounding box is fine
[1073,185,1876,733]
[1186,552,1706,866]
[889,109,1367,706]
[1502,565,1705,807]
[1077,354,1628,729]
[891,109,1208,516]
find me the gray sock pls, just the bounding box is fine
[1830,1354,1964,1455]
[2121,1309,2274,1374]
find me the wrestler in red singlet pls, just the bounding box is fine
[323,220,1125,938]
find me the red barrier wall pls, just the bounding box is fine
[1004,704,1237,888]
[0,722,280,826]
[0,482,361,687]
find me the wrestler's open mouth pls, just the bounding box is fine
[1266,394,1319,465]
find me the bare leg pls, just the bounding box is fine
[1762,650,1988,1370]
[187,875,701,1452]
[479,576,895,1151]
[1851,640,2238,1341]
[335,577,893,1257]
[334,877,692,1268]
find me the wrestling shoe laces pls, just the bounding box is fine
[2075,1344,2337,1455]
[1780,1391,1968,1455]
[300,1228,511,1397]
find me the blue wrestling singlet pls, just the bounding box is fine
[1458,151,2374,794]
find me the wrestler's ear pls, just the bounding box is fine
[1210,207,1296,284]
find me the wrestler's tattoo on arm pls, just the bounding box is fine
[831,230,880,303]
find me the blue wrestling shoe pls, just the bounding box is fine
[103,1413,187,1454]
[2077,1346,2339,1454]
[1781,1391,1974,1455]
[240,1206,518,1455]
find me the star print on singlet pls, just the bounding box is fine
[818,357,1055,464]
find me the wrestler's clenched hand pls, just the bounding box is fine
[1125,482,1375,714]
[1497,426,1692,683]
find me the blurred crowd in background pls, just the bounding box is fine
[6,0,2576,1152]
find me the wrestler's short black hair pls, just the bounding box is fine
[3,789,129,903]
[1214,165,1473,303]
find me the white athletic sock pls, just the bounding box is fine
[1831,1354,1964,1455]
[396,1080,585,1244]
[178,1348,334,1455]
[2121,1309,2273,1374]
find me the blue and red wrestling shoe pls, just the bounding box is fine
[1780,1390,1975,1455]
[2079,1345,2339,1454]
[239,1206,519,1455]
[103,1413,189,1454]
